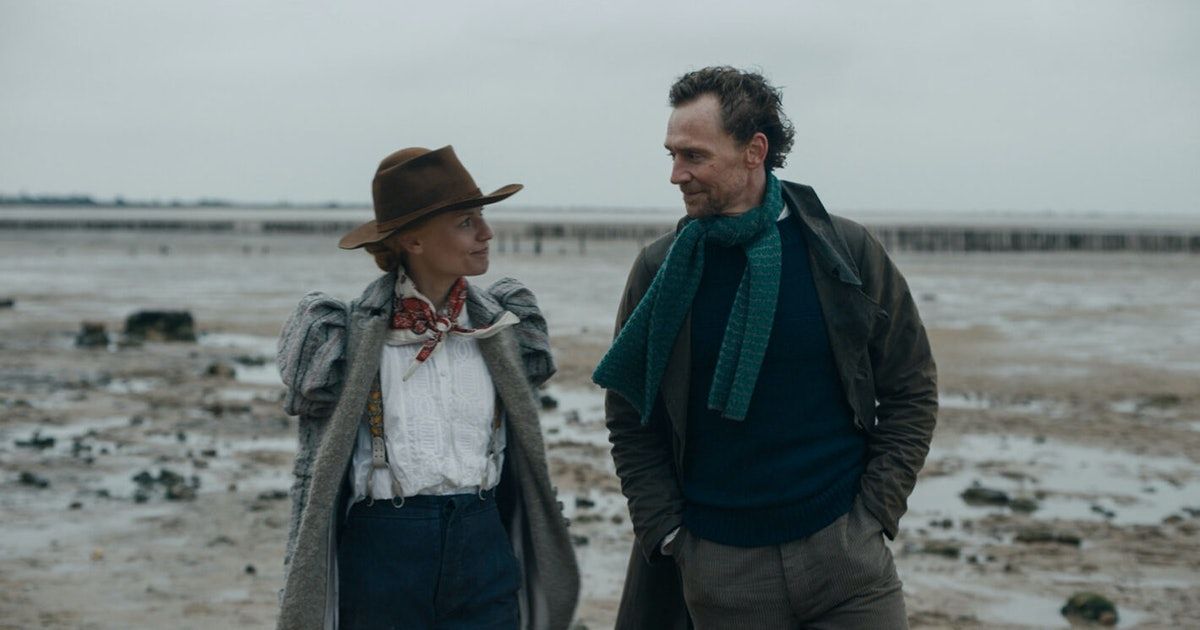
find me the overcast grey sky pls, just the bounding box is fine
[1,0,1197,213]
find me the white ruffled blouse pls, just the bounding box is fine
[348,309,505,501]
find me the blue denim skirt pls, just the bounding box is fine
[337,490,520,629]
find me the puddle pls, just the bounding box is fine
[539,385,610,449]
[941,393,1070,418]
[234,363,280,386]
[906,573,1148,628]
[2,416,131,448]
[196,332,282,386]
[911,435,1199,525]
[197,333,277,355]
[103,377,161,395]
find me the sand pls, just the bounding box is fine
[1,230,1198,629]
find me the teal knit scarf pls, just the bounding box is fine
[592,174,783,423]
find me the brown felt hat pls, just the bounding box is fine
[338,145,522,249]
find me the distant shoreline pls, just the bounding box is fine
[0,194,367,210]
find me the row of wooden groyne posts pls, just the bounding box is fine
[1,217,1197,254]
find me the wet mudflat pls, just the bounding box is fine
[1,230,1198,628]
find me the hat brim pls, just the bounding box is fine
[338,183,522,250]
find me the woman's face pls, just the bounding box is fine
[393,207,494,280]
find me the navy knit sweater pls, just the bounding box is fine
[681,213,866,547]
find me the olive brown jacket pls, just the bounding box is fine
[606,180,938,629]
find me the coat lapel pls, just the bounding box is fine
[659,314,690,441]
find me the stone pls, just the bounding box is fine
[919,541,962,559]
[1015,527,1082,546]
[18,471,50,488]
[14,431,55,450]
[539,394,559,410]
[0,297,15,309]
[205,362,236,379]
[1009,497,1040,513]
[961,484,1009,506]
[257,489,289,501]
[233,354,268,366]
[124,310,196,342]
[75,321,109,348]
[1061,592,1118,626]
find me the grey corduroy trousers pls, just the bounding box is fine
[671,498,908,629]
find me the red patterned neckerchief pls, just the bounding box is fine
[387,271,518,380]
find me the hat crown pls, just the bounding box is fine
[372,145,480,225]
[338,145,521,250]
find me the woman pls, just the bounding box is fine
[275,146,579,629]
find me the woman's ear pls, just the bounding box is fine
[393,231,422,256]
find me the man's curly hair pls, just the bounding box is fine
[669,66,795,172]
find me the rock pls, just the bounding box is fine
[244,564,257,575]
[539,394,559,410]
[165,483,197,501]
[1015,527,1082,546]
[575,497,596,509]
[257,489,289,501]
[1009,497,1040,513]
[208,535,237,547]
[233,354,268,366]
[18,471,50,488]
[919,541,962,559]
[204,362,236,379]
[75,322,109,348]
[1061,592,1118,626]
[15,431,55,450]
[131,468,199,501]
[69,501,83,510]
[570,535,589,547]
[961,484,1010,507]
[199,448,218,458]
[132,470,157,487]
[124,310,196,342]
[0,297,15,309]
[1090,504,1117,519]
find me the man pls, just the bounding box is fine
[593,67,937,629]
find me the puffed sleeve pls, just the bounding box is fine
[276,291,349,418]
[487,277,556,388]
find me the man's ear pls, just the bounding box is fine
[744,132,769,169]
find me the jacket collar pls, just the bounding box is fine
[352,272,509,327]
[352,272,396,317]
[670,179,861,287]
[779,180,862,287]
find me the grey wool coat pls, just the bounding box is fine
[275,273,580,630]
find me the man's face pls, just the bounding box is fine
[664,94,754,218]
